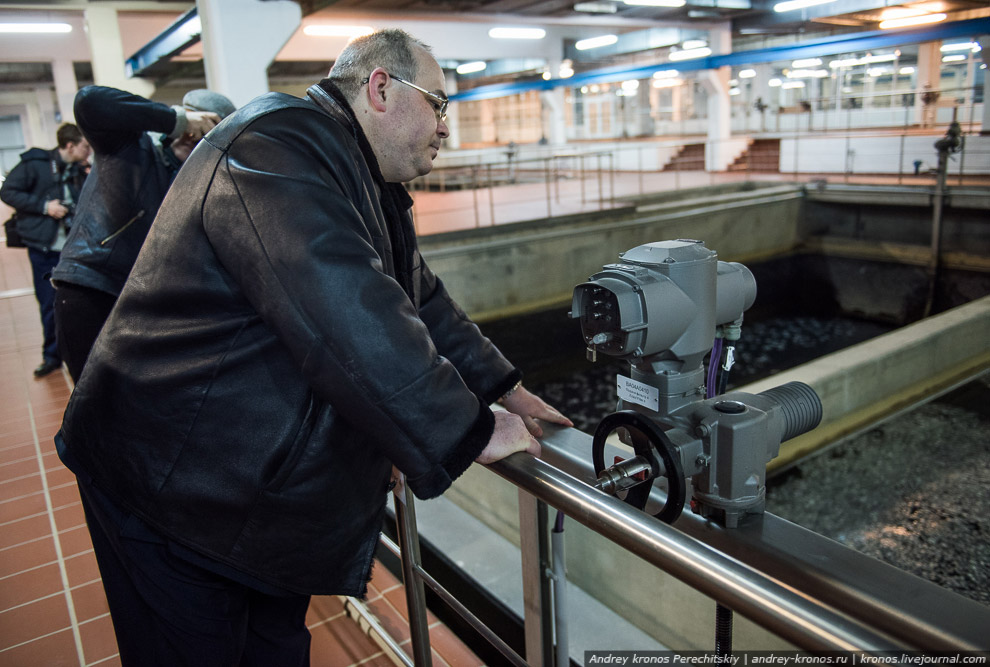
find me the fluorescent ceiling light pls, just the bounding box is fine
[867,67,890,76]
[624,0,686,6]
[653,69,679,78]
[304,25,374,37]
[652,78,682,88]
[773,0,835,13]
[941,41,981,53]
[781,81,805,89]
[0,22,72,33]
[621,80,640,91]
[489,27,546,40]
[682,39,707,50]
[669,47,711,61]
[768,78,782,87]
[899,66,916,74]
[729,88,741,96]
[880,7,926,20]
[559,65,575,78]
[787,69,828,78]
[879,13,945,29]
[576,34,618,50]
[791,57,822,68]
[574,1,618,12]
[941,54,966,62]
[738,69,756,78]
[456,61,487,74]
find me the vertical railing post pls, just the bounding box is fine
[596,154,604,210]
[545,158,552,218]
[394,484,433,666]
[487,163,496,226]
[472,166,480,229]
[638,145,644,195]
[580,154,586,205]
[519,491,554,667]
[609,153,616,207]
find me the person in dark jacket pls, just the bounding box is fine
[56,29,571,665]
[51,85,235,381]
[0,123,90,377]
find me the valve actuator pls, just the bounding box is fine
[571,240,822,527]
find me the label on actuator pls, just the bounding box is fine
[617,375,659,411]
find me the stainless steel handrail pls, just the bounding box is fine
[488,453,903,653]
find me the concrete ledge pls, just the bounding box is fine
[738,295,990,472]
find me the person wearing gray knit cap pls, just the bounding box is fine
[51,85,236,382]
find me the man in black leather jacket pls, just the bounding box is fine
[56,29,571,665]
[0,123,90,377]
[51,85,235,381]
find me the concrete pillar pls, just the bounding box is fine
[538,57,567,146]
[197,0,301,109]
[702,68,732,171]
[540,88,567,146]
[83,6,155,97]
[916,41,941,127]
[32,87,56,146]
[636,79,653,137]
[445,73,460,150]
[703,24,732,171]
[753,63,773,133]
[51,59,78,124]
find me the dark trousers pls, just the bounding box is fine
[27,246,60,363]
[77,481,313,667]
[53,281,118,383]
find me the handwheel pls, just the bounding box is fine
[591,410,686,524]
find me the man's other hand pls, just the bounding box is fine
[499,385,573,438]
[185,111,221,140]
[476,410,541,465]
[46,200,69,219]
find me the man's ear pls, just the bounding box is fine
[366,67,390,114]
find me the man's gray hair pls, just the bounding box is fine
[328,29,433,102]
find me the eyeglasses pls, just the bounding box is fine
[363,72,448,122]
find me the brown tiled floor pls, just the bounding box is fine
[0,243,483,666]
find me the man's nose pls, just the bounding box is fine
[437,118,450,139]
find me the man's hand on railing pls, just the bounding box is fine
[498,385,573,438]
[476,410,542,465]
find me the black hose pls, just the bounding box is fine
[715,603,733,656]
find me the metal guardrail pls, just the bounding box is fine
[382,419,990,666]
[406,126,987,235]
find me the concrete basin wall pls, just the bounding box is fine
[420,184,805,322]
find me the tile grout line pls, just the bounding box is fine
[22,370,87,667]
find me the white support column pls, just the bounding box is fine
[33,87,57,145]
[540,88,567,146]
[444,73,460,150]
[197,0,301,109]
[753,64,773,132]
[636,79,653,137]
[539,58,567,146]
[916,41,942,127]
[83,6,155,98]
[51,59,79,124]
[703,24,732,171]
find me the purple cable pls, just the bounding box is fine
[707,338,723,399]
